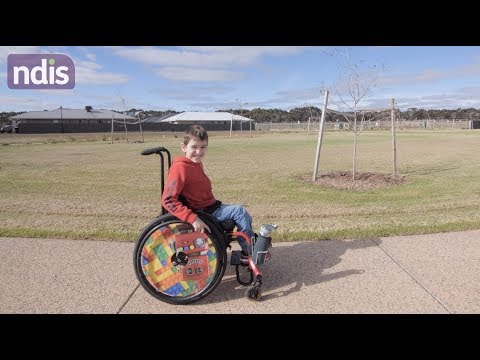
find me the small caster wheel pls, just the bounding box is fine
[246,286,262,301]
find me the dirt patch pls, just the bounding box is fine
[303,171,407,191]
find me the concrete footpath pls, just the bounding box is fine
[1,230,479,314]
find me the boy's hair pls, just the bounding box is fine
[183,125,209,145]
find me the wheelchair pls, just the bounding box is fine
[133,146,277,304]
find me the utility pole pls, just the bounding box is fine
[60,106,63,133]
[120,97,128,142]
[110,114,114,144]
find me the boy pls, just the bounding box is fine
[161,124,254,253]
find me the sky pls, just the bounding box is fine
[2,46,480,114]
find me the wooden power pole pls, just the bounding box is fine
[312,90,329,181]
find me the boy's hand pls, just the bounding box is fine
[192,217,211,234]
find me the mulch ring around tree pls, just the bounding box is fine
[302,171,407,191]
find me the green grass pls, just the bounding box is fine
[1,129,480,243]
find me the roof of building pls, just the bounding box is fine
[10,108,136,120]
[142,114,176,123]
[161,111,253,123]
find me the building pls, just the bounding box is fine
[9,109,255,133]
[9,106,136,133]
[141,111,255,132]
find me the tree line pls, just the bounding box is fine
[124,107,480,123]
[3,107,480,125]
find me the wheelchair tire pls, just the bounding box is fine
[133,213,227,305]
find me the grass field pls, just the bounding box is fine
[1,129,480,243]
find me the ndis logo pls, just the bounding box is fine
[7,54,75,89]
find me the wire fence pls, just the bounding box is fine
[255,119,474,132]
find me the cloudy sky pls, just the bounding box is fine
[1,46,480,113]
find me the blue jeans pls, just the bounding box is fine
[211,204,254,252]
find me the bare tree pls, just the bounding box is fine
[114,90,129,142]
[424,109,433,130]
[120,96,128,142]
[332,48,385,180]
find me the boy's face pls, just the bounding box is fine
[181,136,208,163]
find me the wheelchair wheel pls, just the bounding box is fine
[133,213,227,305]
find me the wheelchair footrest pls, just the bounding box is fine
[230,250,243,266]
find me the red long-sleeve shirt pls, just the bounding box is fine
[161,156,216,224]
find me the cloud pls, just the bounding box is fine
[156,67,244,82]
[379,70,445,86]
[0,47,42,64]
[0,94,65,111]
[379,55,480,88]
[114,46,302,68]
[74,60,129,85]
[111,46,303,83]
[151,84,233,100]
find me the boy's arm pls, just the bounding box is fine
[161,165,197,224]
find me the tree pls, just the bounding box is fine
[332,48,385,180]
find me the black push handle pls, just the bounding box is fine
[141,146,167,156]
[141,146,172,216]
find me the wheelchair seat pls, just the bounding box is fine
[219,219,236,232]
[195,210,236,233]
